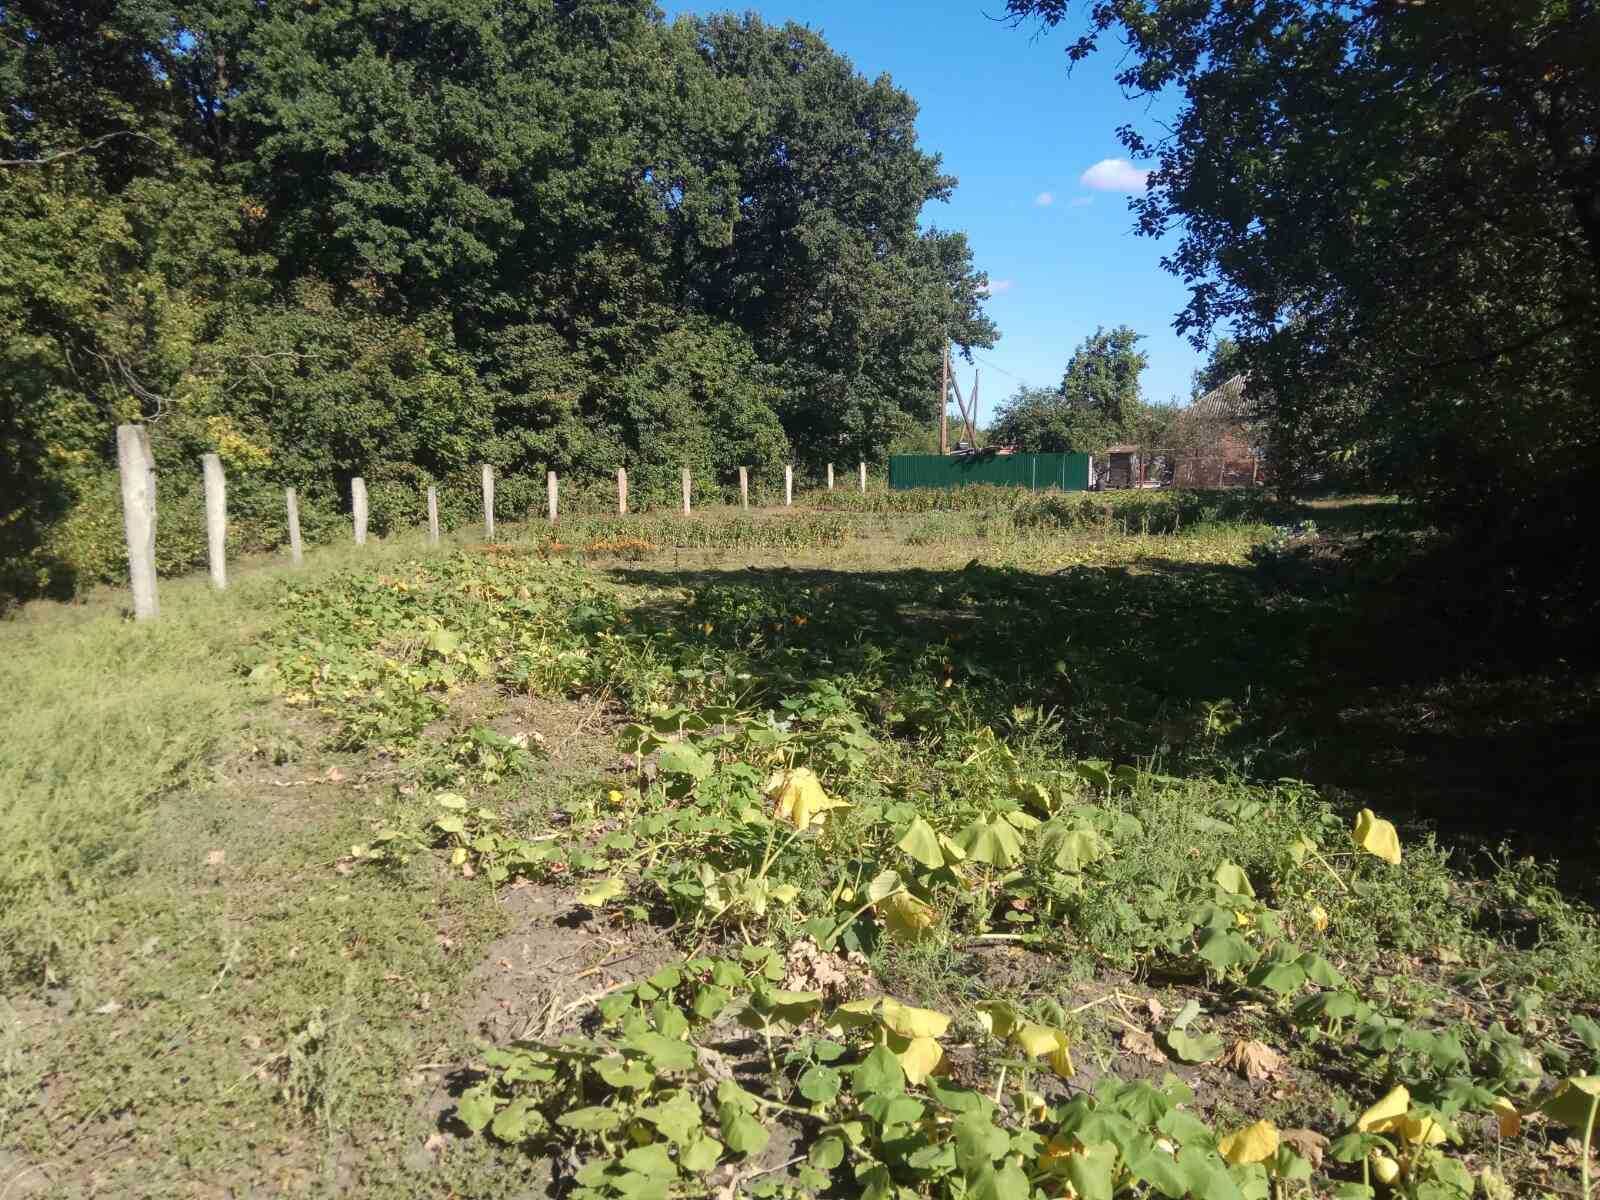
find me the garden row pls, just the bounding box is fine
[258,547,1600,1200]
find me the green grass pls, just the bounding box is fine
[2,497,1597,1199]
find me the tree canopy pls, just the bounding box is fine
[1004,0,1600,574]
[0,0,996,598]
[991,324,1153,453]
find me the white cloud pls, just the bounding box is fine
[1069,195,1094,208]
[1079,158,1149,194]
[1034,191,1055,207]
[980,279,1015,296]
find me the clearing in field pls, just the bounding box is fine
[2,492,1597,1200]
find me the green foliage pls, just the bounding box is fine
[0,0,997,602]
[1191,338,1243,401]
[989,326,1152,454]
[1005,0,1600,585]
[7,497,1600,1197]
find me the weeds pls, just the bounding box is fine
[255,523,1597,1197]
[4,498,1596,1198]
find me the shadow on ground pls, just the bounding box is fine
[603,503,1599,882]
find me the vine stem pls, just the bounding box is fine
[1581,1091,1596,1200]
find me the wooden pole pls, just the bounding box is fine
[117,424,158,620]
[950,374,971,447]
[547,470,558,523]
[681,467,692,515]
[426,486,440,545]
[285,488,304,565]
[482,465,495,538]
[351,477,368,545]
[971,369,980,446]
[617,467,628,515]
[202,453,226,589]
[827,463,834,491]
[739,466,749,510]
[859,461,867,493]
[939,343,950,455]
[784,464,793,507]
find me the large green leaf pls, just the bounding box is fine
[957,816,1026,867]
[1197,928,1257,974]
[897,816,946,869]
[658,741,714,781]
[851,1044,906,1097]
[718,1106,771,1156]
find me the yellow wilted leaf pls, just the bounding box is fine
[1012,1024,1075,1079]
[1218,1120,1279,1166]
[1396,1114,1449,1146]
[1356,1085,1411,1132]
[1353,809,1402,864]
[879,891,937,940]
[1038,1135,1077,1171]
[976,1000,1019,1040]
[1491,1097,1521,1138]
[879,998,952,1039]
[895,1036,943,1085]
[1310,903,1330,932]
[765,767,849,830]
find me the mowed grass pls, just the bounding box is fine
[2,494,1597,1199]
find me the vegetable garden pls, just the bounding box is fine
[2,498,1596,1199]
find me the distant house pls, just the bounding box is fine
[1170,375,1264,487]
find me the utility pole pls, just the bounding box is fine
[939,343,950,455]
[971,370,980,447]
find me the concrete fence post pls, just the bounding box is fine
[117,424,158,620]
[827,463,834,491]
[285,488,304,565]
[426,486,440,545]
[482,465,495,538]
[351,477,368,545]
[859,461,867,493]
[681,467,692,516]
[739,466,749,510]
[617,467,628,515]
[202,453,226,589]
[785,464,793,507]
[547,470,559,523]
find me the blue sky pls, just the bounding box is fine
[659,0,1209,415]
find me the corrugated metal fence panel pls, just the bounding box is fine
[888,454,1090,491]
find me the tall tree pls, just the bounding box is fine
[1059,325,1146,428]
[1003,0,1600,560]
[991,325,1147,452]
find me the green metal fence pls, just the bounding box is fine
[888,453,1091,491]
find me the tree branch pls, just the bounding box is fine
[0,130,161,168]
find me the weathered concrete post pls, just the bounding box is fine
[426,486,440,545]
[285,488,304,565]
[117,424,158,620]
[351,477,368,545]
[859,461,867,493]
[547,470,559,523]
[739,466,749,510]
[617,467,628,515]
[785,464,793,507]
[482,465,495,538]
[827,463,834,491]
[202,453,226,589]
[681,467,692,516]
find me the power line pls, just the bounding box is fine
[970,354,1025,383]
